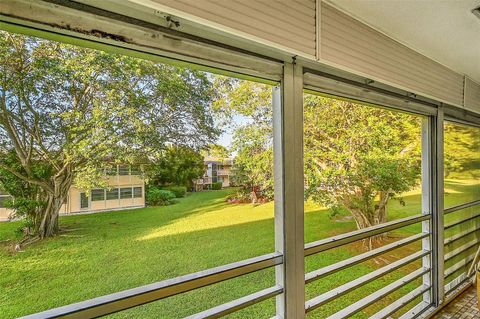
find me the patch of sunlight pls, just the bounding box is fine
[399,186,422,197]
[444,187,462,194]
[304,200,327,214]
[138,201,275,240]
[445,178,480,185]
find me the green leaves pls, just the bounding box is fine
[0,31,219,190]
[303,95,422,226]
[148,145,205,188]
[0,31,220,236]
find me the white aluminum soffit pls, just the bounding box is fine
[0,0,283,84]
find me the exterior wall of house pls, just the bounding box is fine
[464,77,480,113]
[146,0,470,110]
[65,173,145,214]
[0,166,146,221]
[149,0,317,57]
[0,207,13,220]
[0,194,13,220]
[216,165,231,187]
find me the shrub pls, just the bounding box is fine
[212,182,223,190]
[146,187,176,206]
[165,186,187,198]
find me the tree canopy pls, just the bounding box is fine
[213,79,424,242]
[148,145,205,188]
[303,95,422,232]
[0,32,219,238]
[212,77,274,201]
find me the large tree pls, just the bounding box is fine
[444,123,480,178]
[213,79,422,243]
[212,77,274,201]
[0,32,218,238]
[303,95,421,237]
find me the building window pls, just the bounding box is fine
[118,165,130,176]
[106,188,119,200]
[91,189,105,201]
[80,193,89,209]
[130,165,141,175]
[133,187,142,198]
[120,187,133,199]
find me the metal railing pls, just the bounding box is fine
[304,213,432,318]
[443,200,480,296]
[20,253,283,319]
[19,200,480,319]
[304,214,429,256]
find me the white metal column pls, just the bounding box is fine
[421,117,433,308]
[431,107,445,306]
[273,62,305,318]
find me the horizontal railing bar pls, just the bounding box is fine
[445,271,475,296]
[444,213,480,230]
[185,285,283,319]
[305,250,429,313]
[305,233,428,284]
[444,225,480,246]
[444,253,475,278]
[305,214,429,256]
[369,285,430,319]
[444,200,480,215]
[19,253,283,319]
[398,300,431,319]
[444,238,480,262]
[326,267,429,319]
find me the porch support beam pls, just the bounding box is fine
[430,106,445,305]
[273,62,305,318]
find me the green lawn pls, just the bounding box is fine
[0,180,478,318]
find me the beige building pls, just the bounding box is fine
[0,165,145,221]
[194,157,233,190]
[0,193,12,221]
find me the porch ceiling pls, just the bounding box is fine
[327,0,480,83]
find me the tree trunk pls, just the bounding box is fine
[347,191,391,250]
[37,167,74,238]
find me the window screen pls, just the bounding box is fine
[106,188,119,200]
[91,189,105,201]
[133,187,142,198]
[120,187,133,199]
[80,193,89,209]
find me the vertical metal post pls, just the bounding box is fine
[273,62,305,318]
[421,117,432,305]
[431,106,445,306]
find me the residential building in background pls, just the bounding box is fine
[194,157,233,191]
[0,191,12,221]
[0,165,145,221]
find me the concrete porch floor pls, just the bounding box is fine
[434,286,479,319]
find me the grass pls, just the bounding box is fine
[0,179,479,319]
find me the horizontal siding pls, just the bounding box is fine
[464,77,480,113]
[320,2,464,106]
[151,0,316,56]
